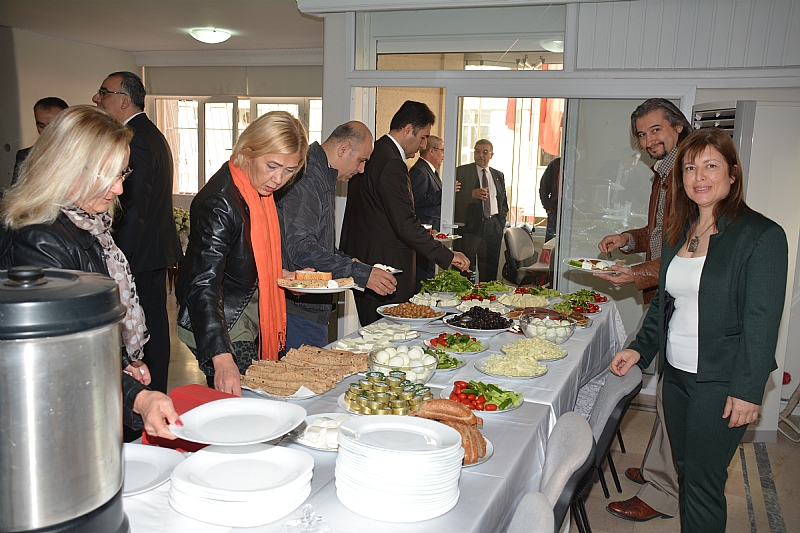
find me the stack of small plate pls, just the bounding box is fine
[169,444,314,527]
[335,416,463,522]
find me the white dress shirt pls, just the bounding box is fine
[477,165,498,216]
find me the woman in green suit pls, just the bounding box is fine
[609,127,788,532]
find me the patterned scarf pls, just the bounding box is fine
[228,159,286,360]
[61,206,149,361]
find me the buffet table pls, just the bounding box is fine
[124,302,625,533]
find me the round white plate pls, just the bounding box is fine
[241,385,324,401]
[423,338,486,356]
[464,438,494,468]
[473,355,548,379]
[280,284,356,294]
[440,386,523,413]
[338,415,461,453]
[287,412,353,451]
[169,398,306,445]
[123,443,185,496]
[563,257,619,273]
[443,316,511,338]
[377,304,446,327]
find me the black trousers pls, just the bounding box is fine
[663,363,749,533]
[352,293,382,327]
[135,268,170,394]
[457,215,505,282]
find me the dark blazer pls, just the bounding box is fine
[340,135,454,304]
[454,162,508,232]
[10,147,31,186]
[629,208,788,405]
[113,113,182,273]
[409,157,443,231]
[176,163,258,367]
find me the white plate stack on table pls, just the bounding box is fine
[335,416,464,522]
[169,444,314,527]
[164,398,312,527]
[123,444,186,496]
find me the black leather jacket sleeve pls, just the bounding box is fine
[122,372,146,431]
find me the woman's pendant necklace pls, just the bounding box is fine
[687,221,716,252]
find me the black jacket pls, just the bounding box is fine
[176,163,257,366]
[0,213,147,430]
[409,157,443,231]
[276,142,372,323]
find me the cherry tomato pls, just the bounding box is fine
[436,233,447,238]
[454,381,468,388]
[471,337,477,342]
[466,393,477,401]
[455,332,462,336]
[477,295,484,301]
[468,401,478,409]
[485,404,498,411]
[488,295,496,301]
[439,332,447,338]
[457,392,467,400]
[597,295,608,302]
[449,393,458,401]
[475,403,485,411]
[460,398,472,406]
[574,306,583,312]
[476,395,487,404]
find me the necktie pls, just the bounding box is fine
[481,168,491,219]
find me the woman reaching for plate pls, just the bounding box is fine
[609,128,788,533]
[0,106,180,438]
[176,111,308,396]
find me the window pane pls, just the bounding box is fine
[256,103,299,118]
[238,99,251,135]
[155,98,198,194]
[308,99,322,145]
[205,102,233,182]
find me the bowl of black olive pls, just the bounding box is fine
[443,307,513,338]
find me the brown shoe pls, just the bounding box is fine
[625,467,645,485]
[606,496,671,522]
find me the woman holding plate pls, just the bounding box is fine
[176,111,308,396]
[609,128,787,532]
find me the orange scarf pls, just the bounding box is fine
[228,159,286,360]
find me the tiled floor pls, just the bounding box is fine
[163,292,799,533]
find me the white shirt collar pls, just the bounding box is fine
[123,111,144,125]
[387,134,406,159]
[421,157,437,173]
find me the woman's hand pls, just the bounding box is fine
[281,269,296,279]
[598,233,629,254]
[723,396,760,428]
[133,390,181,439]
[212,353,242,397]
[609,349,641,376]
[124,362,151,385]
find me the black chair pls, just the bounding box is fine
[502,226,550,286]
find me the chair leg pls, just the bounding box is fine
[607,453,623,493]
[571,501,586,533]
[617,429,626,453]
[578,497,593,533]
[596,466,610,499]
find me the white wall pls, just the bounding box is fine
[12,28,139,149]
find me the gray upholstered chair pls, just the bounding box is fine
[502,226,550,286]
[506,492,555,533]
[538,411,596,533]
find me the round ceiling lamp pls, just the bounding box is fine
[539,39,564,53]
[189,28,231,44]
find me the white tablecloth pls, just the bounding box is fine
[124,302,624,532]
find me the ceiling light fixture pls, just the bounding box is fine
[189,28,231,44]
[539,39,564,53]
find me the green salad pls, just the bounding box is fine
[424,348,463,369]
[420,268,474,297]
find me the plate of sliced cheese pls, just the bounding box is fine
[287,412,354,451]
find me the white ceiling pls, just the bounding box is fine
[0,0,323,55]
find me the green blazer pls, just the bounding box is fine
[629,208,788,405]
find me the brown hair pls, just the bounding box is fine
[665,128,747,246]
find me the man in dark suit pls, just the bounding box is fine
[341,101,470,326]
[11,97,69,186]
[454,139,508,282]
[93,71,182,395]
[409,134,445,291]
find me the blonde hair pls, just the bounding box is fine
[231,111,308,173]
[2,106,132,229]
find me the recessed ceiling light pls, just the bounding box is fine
[189,28,231,44]
[539,39,564,53]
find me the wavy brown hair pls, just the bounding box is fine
[665,128,747,246]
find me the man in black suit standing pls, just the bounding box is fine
[11,97,69,186]
[93,71,182,394]
[409,134,445,291]
[454,139,508,282]
[341,101,470,326]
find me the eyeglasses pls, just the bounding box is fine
[96,88,128,98]
[474,149,493,155]
[429,146,444,153]
[117,167,133,182]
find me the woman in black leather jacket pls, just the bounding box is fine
[176,111,307,396]
[0,106,180,438]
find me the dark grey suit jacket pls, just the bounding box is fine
[409,157,442,231]
[454,162,508,232]
[113,113,182,273]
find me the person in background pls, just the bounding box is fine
[176,111,307,396]
[610,127,787,533]
[93,71,182,395]
[341,101,469,326]
[538,157,560,242]
[11,97,69,186]
[409,134,445,291]
[277,121,397,350]
[597,98,691,522]
[0,105,180,439]
[454,139,508,282]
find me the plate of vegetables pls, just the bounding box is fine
[441,380,523,412]
[424,333,486,354]
[564,257,624,272]
[473,354,549,379]
[475,280,514,294]
[419,268,474,297]
[552,289,608,314]
[424,348,467,371]
[514,285,561,298]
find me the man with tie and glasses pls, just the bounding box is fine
[454,139,508,282]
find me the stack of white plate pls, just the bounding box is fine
[335,416,463,522]
[169,444,314,527]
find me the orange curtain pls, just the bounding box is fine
[539,64,564,156]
